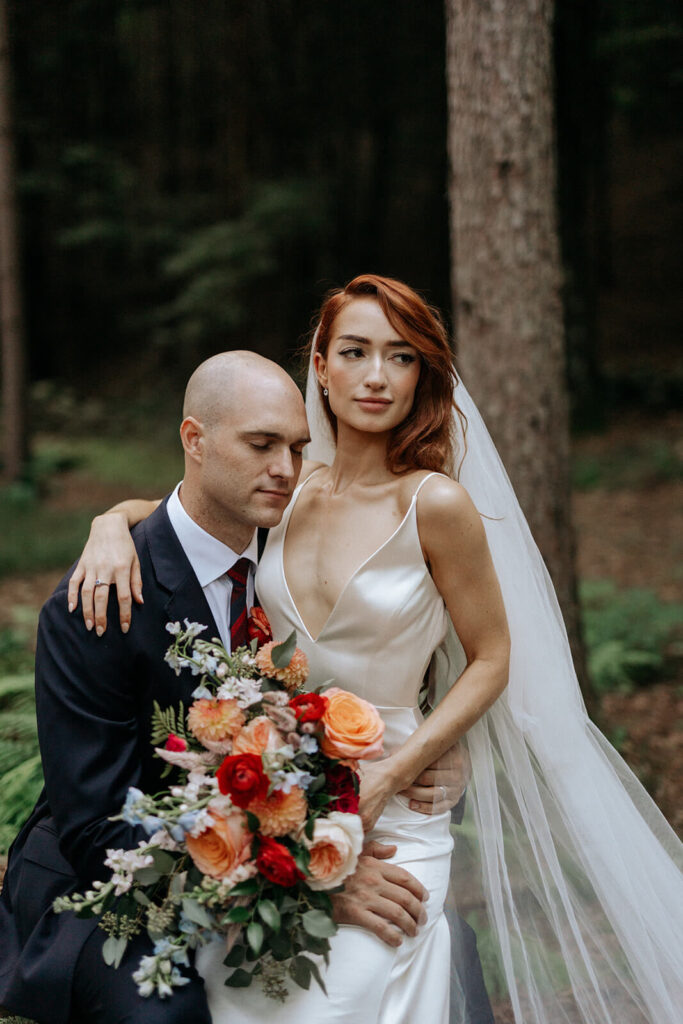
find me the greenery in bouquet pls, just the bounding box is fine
[54,613,385,1001]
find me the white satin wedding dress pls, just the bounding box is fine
[196,472,456,1023]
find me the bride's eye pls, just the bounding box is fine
[340,347,364,359]
[393,351,417,365]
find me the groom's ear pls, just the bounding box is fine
[180,416,204,462]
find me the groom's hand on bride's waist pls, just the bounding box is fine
[331,840,428,947]
[398,739,471,815]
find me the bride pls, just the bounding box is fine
[70,275,683,1023]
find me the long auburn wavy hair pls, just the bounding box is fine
[308,274,465,475]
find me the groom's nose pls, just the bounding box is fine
[268,445,295,480]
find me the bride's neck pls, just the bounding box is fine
[327,423,394,490]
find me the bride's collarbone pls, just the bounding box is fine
[283,479,423,628]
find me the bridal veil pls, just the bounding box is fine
[305,353,683,1024]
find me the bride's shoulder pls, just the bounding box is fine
[413,473,481,538]
[299,459,328,484]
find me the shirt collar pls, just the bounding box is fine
[166,483,258,587]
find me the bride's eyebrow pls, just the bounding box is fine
[338,334,412,347]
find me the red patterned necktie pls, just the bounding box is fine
[227,557,251,651]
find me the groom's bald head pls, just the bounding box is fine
[179,350,309,551]
[183,350,302,428]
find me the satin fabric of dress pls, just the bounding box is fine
[196,473,457,1023]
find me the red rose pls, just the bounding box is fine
[256,836,304,888]
[165,733,188,752]
[248,607,273,648]
[216,753,269,808]
[325,764,360,814]
[289,693,328,724]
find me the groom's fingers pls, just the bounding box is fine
[67,562,85,615]
[93,580,111,635]
[79,570,98,631]
[331,850,428,946]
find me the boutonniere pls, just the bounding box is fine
[248,606,273,648]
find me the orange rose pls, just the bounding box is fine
[185,808,253,879]
[320,687,385,760]
[232,716,283,756]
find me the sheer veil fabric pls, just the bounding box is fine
[305,354,683,1023]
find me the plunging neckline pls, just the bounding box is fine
[279,472,436,643]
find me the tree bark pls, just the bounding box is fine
[0,0,27,483]
[445,0,591,702]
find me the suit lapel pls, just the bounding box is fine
[143,499,222,642]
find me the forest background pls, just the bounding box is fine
[0,0,681,884]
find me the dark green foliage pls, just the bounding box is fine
[572,440,683,491]
[580,581,683,693]
[0,670,42,853]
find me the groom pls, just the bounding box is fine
[0,352,482,1023]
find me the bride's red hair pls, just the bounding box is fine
[310,274,464,474]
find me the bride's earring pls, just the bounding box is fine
[323,387,329,397]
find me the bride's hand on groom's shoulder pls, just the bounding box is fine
[331,840,428,947]
[398,740,471,815]
[67,511,143,635]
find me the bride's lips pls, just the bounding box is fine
[355,398,392,411]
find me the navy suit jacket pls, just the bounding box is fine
[0,499,249,1023]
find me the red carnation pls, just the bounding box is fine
[164,733,188,752]
[248,607,273,648]
[216,753,269,808]
[256,836,304,888]
[289,692,328,724]
[325,764,360,814]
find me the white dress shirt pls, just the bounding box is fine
[166,484,258,651]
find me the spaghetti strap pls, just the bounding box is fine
[412,471,443,500]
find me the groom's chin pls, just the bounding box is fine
[251,494,291,527]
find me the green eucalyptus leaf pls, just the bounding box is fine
[102,935,128,968]
[257,898,281,931]
[302,909,336,939]
[181,898,213,928]
[132,889,151,907]
[170,871,187,895]
[245,810,260,833]
[226,905,251,923]
[247,921,264,955]
[279,895,298,914]
[289,954,312,990]
[308,773,326,794]
[224,967,254,988]
[307,956,328,995]
[149,848,177,873]
[271,630,297,669]
[269,931,292,960]
[292,845,310,875]
[133,866,161,885]
[223,943,246,968]
[229,878,259,897]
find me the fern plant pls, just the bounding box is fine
[580,581,683,693]
[0,673,43,854]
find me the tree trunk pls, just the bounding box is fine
[445,0,592,704]
[0,0,27,483]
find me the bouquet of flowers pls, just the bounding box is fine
[54,613,385,1002]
